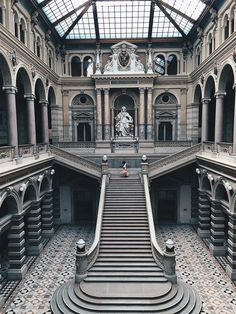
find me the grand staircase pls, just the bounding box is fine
[51,173,202,313]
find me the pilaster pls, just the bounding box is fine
[197,190,211,238]
[226,215,236,280]
[201,98,210,142]
[139,88,145,139]
[104,88,110,140]
[27,201,43,255]
[41,192,54,238]
[96,89,102,140]
[147,88,153,140]
[40,100,49,144]
[8,216,27,280]
[25,94,36,152]
[214,92,225,147]
[209,199,226,256]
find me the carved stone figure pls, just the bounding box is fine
[118,44,130,67]
[115,106,133,137]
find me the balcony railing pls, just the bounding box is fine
[0,146,15,163]
[202,141,233,155]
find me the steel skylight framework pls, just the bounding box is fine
[35,0,207,41]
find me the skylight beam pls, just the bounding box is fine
[52,0,92,27]
[62,2,91,39]
[154,0,187,38]
[92,1,100,41]
[38,0,53,8]
[158,0,195,23]
[148,0,155,40]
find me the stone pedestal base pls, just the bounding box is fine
[209,243,226,256]
[95,140,111,154]
[8,264,28,280]
[197,228,210,238]
[226,264,236,280]
[111,137,138,153]
[28,242,44,256]
[139,140,154,153]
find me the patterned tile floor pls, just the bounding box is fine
[1,224,236,314]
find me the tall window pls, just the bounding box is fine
[48,50,52,69]
[224,16,229,39]
[83,56,93,77]
[158,122,172,141]
[14,12,19,38]
[154,55,165,75]
[20,18,26,44]
[0,7,3,24]
[71,56,82,76]
[167,54,177,75]
[208,33,213,55]
[36,36,41,58]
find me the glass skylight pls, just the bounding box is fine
[36,0,206,40]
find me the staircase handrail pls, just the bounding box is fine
[143,174,165,268]
[49,145,100,177]
[87,174,107,269]
[149,143,201,173]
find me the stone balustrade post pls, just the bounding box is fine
[163,239,177,284]
[75,239,88,283]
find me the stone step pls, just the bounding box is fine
[100,241,150,245]
[99,249,152,253]
[94,261,158,267]
[88,271,164,277]
[91,266,162,272]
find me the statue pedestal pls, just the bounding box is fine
[111,137,138,153]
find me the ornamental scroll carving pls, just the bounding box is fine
[104,41,145,74]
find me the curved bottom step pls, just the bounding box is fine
[51,280,202,314]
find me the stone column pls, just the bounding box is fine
[147,88,153,140]
[179,88,188,140]
[104,88,110,140]
[27,201,43,255]
[41,192,54,238]
[139,88,145,139]
[8,216,27,280]
[3,86,18,156]
[96,89,102,140]
[209,199,226,256]
[214,92,225,147]
[197,190,211,238]
[232,85,236,154]
[201,98,210,142]
[226,215,236,280]
[40,100,49,144]
[25,94,36,152]
[62,90,70,141]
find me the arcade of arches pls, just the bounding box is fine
[2,0,236,312]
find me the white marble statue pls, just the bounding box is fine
[115,106,133,137]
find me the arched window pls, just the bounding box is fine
[196,46,201,66]
[154,54,165,75]
[224,15,229,40]
[71,56,82,76]
[230,9,234,34]
[20,18,26,44]
[14,12,19,38]
[48,49,52,69]
[0,7,3,24]
[208,33,213,55]
[83,56,93,77]
[36,36,41,58]
[167,54,177,75]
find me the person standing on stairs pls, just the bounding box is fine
[121,160,128,177]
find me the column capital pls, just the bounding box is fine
[96,88,101,95]
[2,86,17,93]
[202,98,211,104]
[103,88,110,94]
[139,87,145,94]
[24,93,35,100]
[147,87,153,94]
[39,100,49,106]
[215,92,226,99]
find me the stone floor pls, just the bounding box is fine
[1,224,236,314]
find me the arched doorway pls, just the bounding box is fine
[204,76,216,142]
[114,94,135,136]
[193,84,202,143]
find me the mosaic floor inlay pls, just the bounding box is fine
[1,224,236,314]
